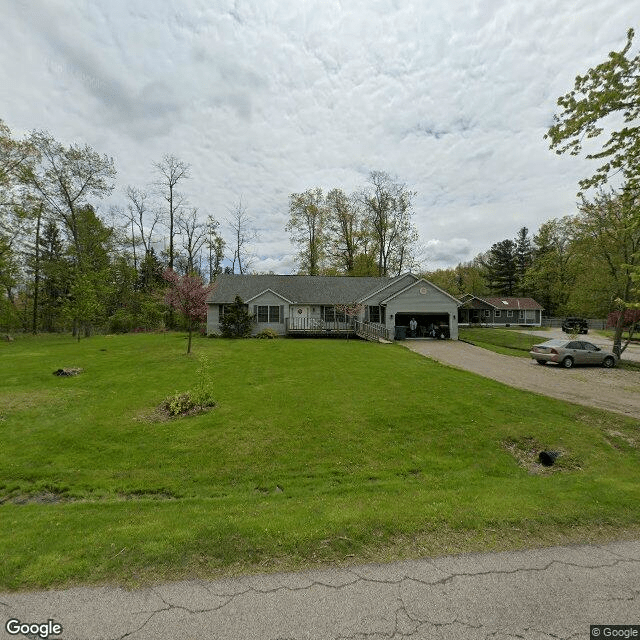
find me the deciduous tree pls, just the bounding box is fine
[286,188,325,275]
[164,269,214,354]
[546,28,640,193]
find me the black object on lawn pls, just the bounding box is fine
[538,450,560,467]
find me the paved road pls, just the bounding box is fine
[405,339,640,419]
[1,540,638,639]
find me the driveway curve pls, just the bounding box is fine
[405,340,640,419]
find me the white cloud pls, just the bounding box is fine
[1,0,636,273]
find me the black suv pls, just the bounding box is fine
[562,317,588,334]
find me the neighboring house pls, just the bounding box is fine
[458,294,544,326]
[206,272,461,340]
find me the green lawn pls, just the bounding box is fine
[1,333,639,590]
[459,327,543,356]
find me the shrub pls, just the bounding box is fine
[256,328,279,339]
[220,295,255,338]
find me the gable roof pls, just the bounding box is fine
[380,278,461,305]
[461,294,544,310]
[207,274,402,305]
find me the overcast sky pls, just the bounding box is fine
[1,1,637,273]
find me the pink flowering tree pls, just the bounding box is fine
[334,302,364,341]
[164,269,215,354]
[606,308,640,357]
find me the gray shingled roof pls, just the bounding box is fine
[207,274,416,305]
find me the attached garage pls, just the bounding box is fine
[375,278,460,340]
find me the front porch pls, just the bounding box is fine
[285,317,393,342]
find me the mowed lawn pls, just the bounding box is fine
[1,333,639,590]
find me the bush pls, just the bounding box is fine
[256,328,279,339]
[161,390,216,417]
[220,295,255,338]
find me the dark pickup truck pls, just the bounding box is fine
[561,317,588,334]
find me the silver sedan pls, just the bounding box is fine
[529,339,617,368]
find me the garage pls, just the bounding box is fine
[393,312,451,338]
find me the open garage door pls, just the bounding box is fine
[394,312,450,338]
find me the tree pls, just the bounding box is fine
[325,188,361,274]
[514,227,533,295]
[606,309,640,356]
[154,154,190,271]
[124,185,160,270]
[219,295,255,338]
[177,207,207,275]
[360,171,418,276]
[572,189,640,355]
[483,239,517,295]
[164,269,214,354]
[523,217,575,316]
[546,28,640,193]
[226,197,256,274]
[204,214,225,283]
[286,188,325,275]
[27,132,116,262]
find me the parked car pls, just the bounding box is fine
[529,339,617,368]
[561,317,588,334]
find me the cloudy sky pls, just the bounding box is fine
[1,1,637,273]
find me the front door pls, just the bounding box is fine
[293,306,308,330]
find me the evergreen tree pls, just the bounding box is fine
[483,239,517,295]
[219,295,255,338]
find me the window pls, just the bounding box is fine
[519,310,524,320]
[495,310,501,317]
[369,305,380,323]
[484,309,491,318]
[256,305,280,323]
[322,306,346,322]
[507,310,514,317]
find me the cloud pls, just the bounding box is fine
[1,0,636,273]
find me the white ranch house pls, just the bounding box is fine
[207,272,461,341]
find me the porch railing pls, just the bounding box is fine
[286,317,355,333]
[354,320,393,342]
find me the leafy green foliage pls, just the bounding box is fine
[256,328,279,339]
[219,295,255,338]
[546,28,640,192]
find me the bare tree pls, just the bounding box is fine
[204,214,225,283]
[153,154,190,271]
[360,171,417,276]
[124,185,160,261]
[226,197,257,274]
[177,207,207,275]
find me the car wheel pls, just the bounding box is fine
[562,357,574,369]
[536,360,546,365]
[602,356,615,368]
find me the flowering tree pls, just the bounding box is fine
[164,269,215,354]
[606,308,640,357]
[334,302,364,341]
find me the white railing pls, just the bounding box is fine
[286,317,354,332]
[354,320,393,342]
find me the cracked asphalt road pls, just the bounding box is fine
[1,540,638,639]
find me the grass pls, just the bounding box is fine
[1,333,639,590]
[459,327,542,356]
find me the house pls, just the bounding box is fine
[206,272,461,340]
[458,294,544,327]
